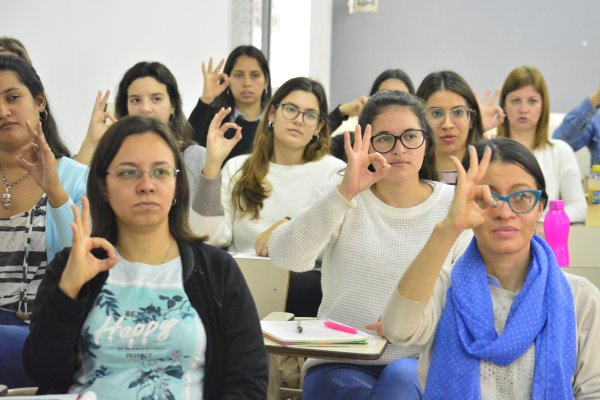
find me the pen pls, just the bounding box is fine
[324,320,359,334]
[297,320,303,333]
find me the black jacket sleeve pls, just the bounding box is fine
[328,105,347,132]
[23,248,104,393]
[218,254,268,399]
[188,99,215,146]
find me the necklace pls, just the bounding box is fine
[0,167,31,209]
[161,239,175,263]
[118,239,175,264]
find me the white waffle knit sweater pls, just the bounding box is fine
[269,180,472,369]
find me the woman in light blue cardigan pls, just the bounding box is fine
[0,55,87,387]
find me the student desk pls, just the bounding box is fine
[263,313,387,399]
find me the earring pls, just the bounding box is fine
[312,133,320,142]
[172,198,177,206]
[39,109,48,122]
[268,121,273,129]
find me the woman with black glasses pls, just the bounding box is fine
[268,91,473,399]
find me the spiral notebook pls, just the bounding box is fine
[261,319,369,346]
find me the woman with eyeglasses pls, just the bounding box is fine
[23,116,268,398]
[417,71,503,184]
[188,46,272,166]
[330,68,416,162]
[192,77,344,317]
[268,91,473,399]
[498,66,586,223]
[382,137,600,398]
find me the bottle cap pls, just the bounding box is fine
[549,199,564,210]
[592,165,600,173]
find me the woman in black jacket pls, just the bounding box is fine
[23,116,267,399]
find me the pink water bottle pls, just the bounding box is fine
[543,200,570,267]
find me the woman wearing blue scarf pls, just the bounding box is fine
[383,137,600,399]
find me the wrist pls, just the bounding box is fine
[46,186,69,208]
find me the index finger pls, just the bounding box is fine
[214,58,225,73]
[361,124,372,152]
[80,196,91,237]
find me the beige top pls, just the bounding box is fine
[383,270,600,399]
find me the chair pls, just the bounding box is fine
[233,256,290,320]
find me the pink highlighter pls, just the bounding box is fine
[323,321,359,334]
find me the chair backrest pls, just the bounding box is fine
[234,255,290,319]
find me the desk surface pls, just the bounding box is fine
[264,336,388,360]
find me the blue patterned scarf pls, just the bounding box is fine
[424,235,576,399]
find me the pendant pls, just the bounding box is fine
[2,191,11,209]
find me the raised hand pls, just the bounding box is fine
[338,125,390,201]
[478,89,505,132]
[16,121,67,206]
[87,90,116,144]
[442,145,495,233]
[58,196,119,299]
[202,107,242,178]
[338,95,368,118]
[75,90,117,165]
[200,58,230,105]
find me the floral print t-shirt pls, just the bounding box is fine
[69,257,206,400]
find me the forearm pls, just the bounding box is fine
[398,221,461,302]
[74,136,97,166]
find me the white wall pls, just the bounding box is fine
[1,0,233,153]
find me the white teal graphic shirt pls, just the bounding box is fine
[69,256,206,400]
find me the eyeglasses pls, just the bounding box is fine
[425,106,473,124]
[370,129,426,153]
[491,190,542,214]
[106,167,179,181]
[277,103,322,127]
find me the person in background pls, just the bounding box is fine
[269,91,472,399]
[76,62,206,197]
[0,37,32,65]
[553,85,600,169]
[0,55,87,387]
[193,76,345,317]
[417,71,496,184]
[383,138,600,398]
[498,66,586,223]
[188,45,271,166]
[23,116,268,398]
[330,68,415,161]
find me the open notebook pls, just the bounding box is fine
[261,319,369,346]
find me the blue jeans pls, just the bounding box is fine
[0,311,36,388]
[303,358,422,400]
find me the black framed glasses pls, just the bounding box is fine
[370,129,426,153]
[106,167,179,181]
[491,190,542,214]
[277,103,322,127]
[425,106,473,124]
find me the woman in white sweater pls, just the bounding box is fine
[497,66,586,223]
[192,77,345,316]
[383,138,600,399]
[269,91,471,400]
